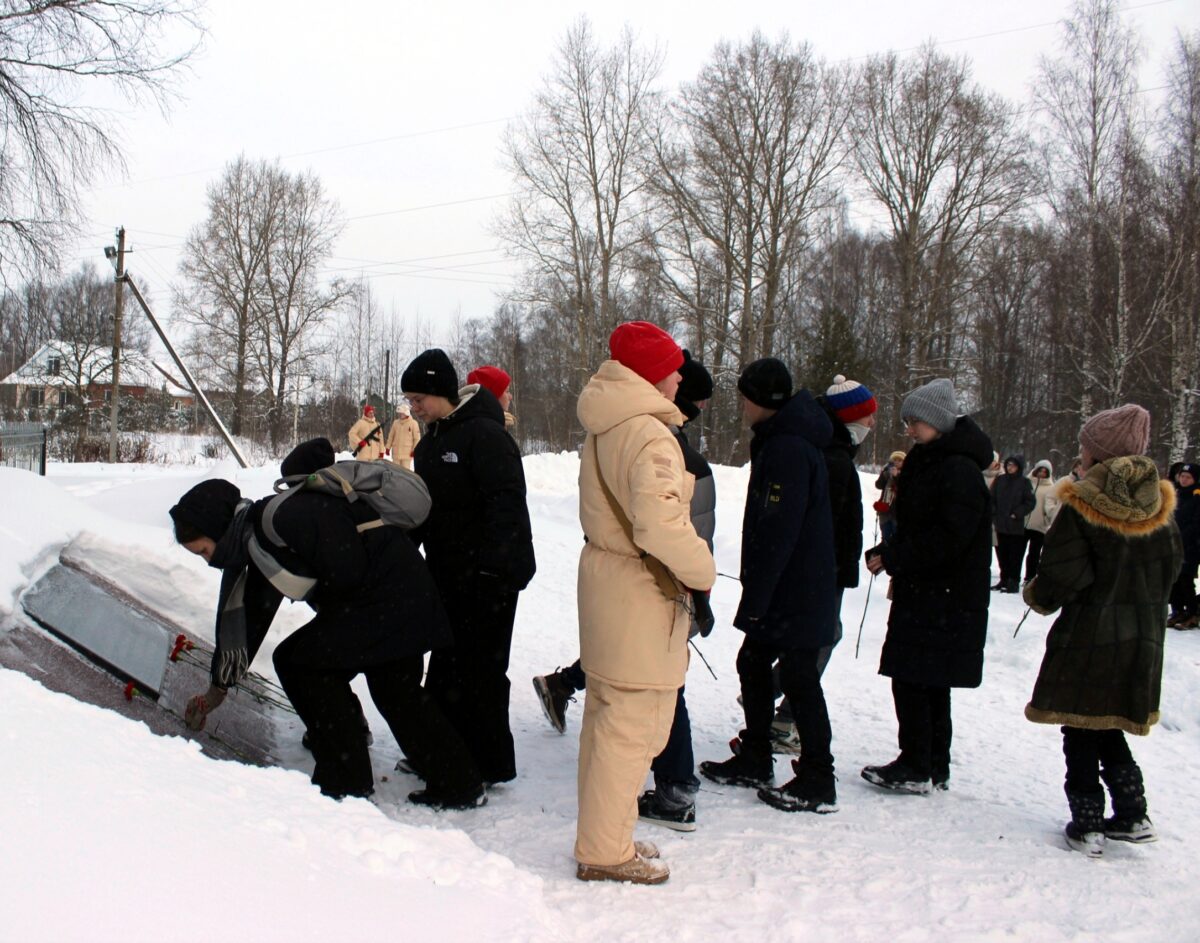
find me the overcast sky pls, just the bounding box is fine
[67,0,1195,356]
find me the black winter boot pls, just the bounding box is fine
[1065,790,1106,857]
[1100,763,1157,843]
[700,748,773,788]
[758,759,838,814]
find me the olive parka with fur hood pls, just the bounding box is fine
[576,360,716,691]
[1023,456,1183,735]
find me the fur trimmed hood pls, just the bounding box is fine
[1055,455,1175,536]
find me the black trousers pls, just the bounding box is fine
[995,532,1028,584]
[1024,529,1046,582]
[426,586,519,783]
[274,637,480,799]
[1061,726,1135,795]
[891,679,952,780]
[737,637,833,777]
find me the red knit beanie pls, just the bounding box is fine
[363,404,374,416]
[609,321,683,385]
[467,365,511,400]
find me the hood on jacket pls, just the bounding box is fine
[924,416,994,471]
[1056,455,1176,534]
[577,359,683,436]
[752,389,833,450]
[1003,454,1026,475]
[1029,459,1053,479]
[432,383,505,432]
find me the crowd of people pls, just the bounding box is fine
[165,321,1194,885]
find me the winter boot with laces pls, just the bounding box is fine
[1065,790,1106,857]
[638,789,697,832]
[757,760,838,814]
[1100,763,1157,844]
[532,669,575,734]
[861,758,932,795]
[700,746,773,788]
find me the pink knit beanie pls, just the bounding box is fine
[1079,404,1151,462]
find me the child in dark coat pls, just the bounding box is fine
[1023,405,1182,856]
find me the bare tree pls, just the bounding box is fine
[176,158,348,445]
[1036,0,1142,417]
[1159,31,1200,460]
[850,44,1031,415]
[498,18,663,387]
[648,33,852,459]
[0,0,202,280]
[250,171,352,447]
[175,157,279,436]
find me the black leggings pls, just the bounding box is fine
[1061,726,1134,795]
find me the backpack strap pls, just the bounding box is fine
[589,436,685,603]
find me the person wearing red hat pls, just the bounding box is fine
[347,404,384,461]
[468,365,516,431]
[573,321,715,885]
[384,401,421,470]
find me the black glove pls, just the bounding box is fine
[691,590,715,638]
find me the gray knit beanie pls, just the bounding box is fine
[900,378,959,433]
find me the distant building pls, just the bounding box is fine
[0,341,194,414]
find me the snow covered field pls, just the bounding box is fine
[2,452,1198,942]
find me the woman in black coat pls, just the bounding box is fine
[169,443,484,808]
[864,378,993,794]
[992,455,1036,593]
[1168,462,1200,628]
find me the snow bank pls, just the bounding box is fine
[2,455,1199,942]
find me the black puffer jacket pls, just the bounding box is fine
[816,397,864,589]
[876,416,994,688]
[992,455,1035,536]
[412,386,536,594]
[675,425,715,550]
[734,391,838,650]
[248,489,452,669]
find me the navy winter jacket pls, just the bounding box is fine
[734,391,838,649]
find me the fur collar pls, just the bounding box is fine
[1055,455,1176,536]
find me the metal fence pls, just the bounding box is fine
[0,423,48,475]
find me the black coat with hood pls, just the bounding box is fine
[992,454,1036,536]
[734,390,838,649]
[875,416,994,688]
[411,384,536,595]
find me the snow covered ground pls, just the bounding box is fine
[2,451,1198,942]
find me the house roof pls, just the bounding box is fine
[0,341,193,399]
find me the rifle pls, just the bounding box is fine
[352,423,382,457]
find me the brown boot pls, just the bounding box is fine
[576,852,670,885]
[634,840,660,859]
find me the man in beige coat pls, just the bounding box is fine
[574,321,716,886]
[347,404,385,461]
[385,403,421,470]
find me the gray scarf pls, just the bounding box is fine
[209,499,254,687]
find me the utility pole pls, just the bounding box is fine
[106,227,126,463]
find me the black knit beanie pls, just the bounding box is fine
[401,349,459,399]
[169,479,242,542]
[737,358,793,409]
[281,438,335,477]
